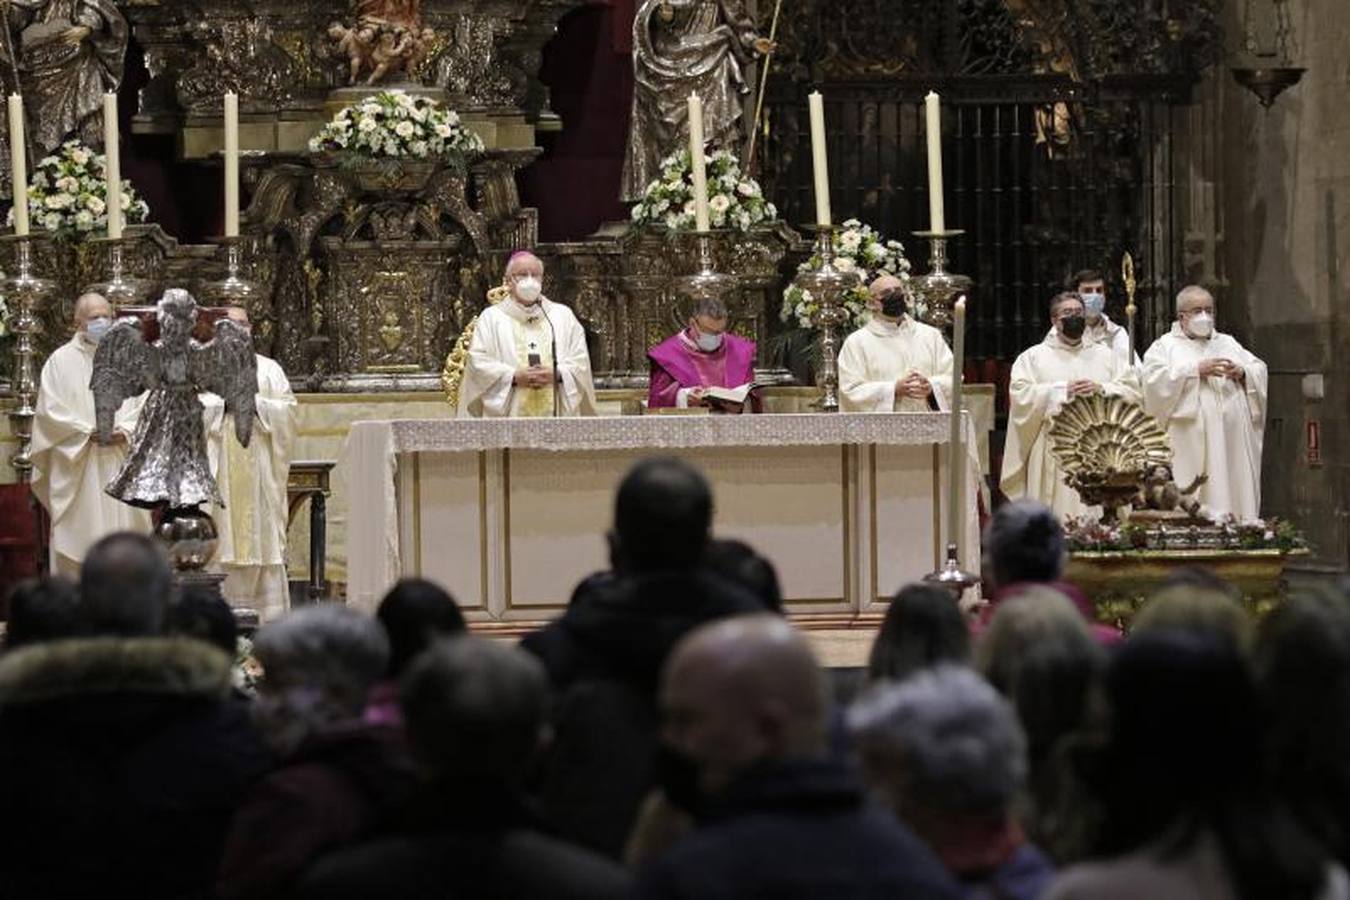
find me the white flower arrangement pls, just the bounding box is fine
[6,140,150,241]
[629,148,776,232]
[308,89,484,163]
[779,218,918,331]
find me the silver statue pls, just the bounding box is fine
[5,0,128,157]
[92,289,256,510]
[620,0,772,201]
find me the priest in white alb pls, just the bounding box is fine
[1141,285,1268,521]
[838,275,954,412]
[30,293,151,576]
[458,251,597,417]
[202,305,298,621]
[1001,291,1141,520]
[1057,268,1139,368]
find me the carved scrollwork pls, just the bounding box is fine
[177,16,300,112]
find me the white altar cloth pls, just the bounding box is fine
[342,413,982,618]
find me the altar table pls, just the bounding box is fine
[343,413,982,635]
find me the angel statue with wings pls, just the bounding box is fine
[92,288,257,511]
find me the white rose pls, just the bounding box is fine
[737,181,759,197]
[839,231,862,252]
[74,210,94,229]
[395,120,416,138]
[86,195,106,214]
[44,193,69,210]
[43,212,62,230]
[358,116,377,132]
[709,194,731,213]
[70,148,90,166]
[835,257,856,272]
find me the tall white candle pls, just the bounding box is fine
[103,93,121,239]
[925,91,945,234]
[947,296,966,554]
[8,95,27,236]
[224,92,240,238]
[807,91,831,227]
[686,94,710,232]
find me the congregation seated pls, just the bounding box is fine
[298,636,631,899]
[4,454,1349,900]
[0,533,270,900]
[850,665,1056,899]
[521,456,765,857]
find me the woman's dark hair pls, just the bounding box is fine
[703,539,783,612]
[377,578,467,677]
[1094,630,1329,900]
[4,576,81,649]
[164,586,239,657]
[983,500,1065,589]
[1255,588,1350,867]
[868,583,970,682]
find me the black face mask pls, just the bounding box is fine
[653,743,707,817]
[1060,315,1086,340]
[880,291,908,319]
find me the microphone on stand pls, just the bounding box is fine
[539,302,560,418]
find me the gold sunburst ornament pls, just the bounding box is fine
[1048,393,1172,523]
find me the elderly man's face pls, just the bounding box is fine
[1178,292,1215,321]
[691,313,726,337]
[76,296,113,327]
[660,656,769,796]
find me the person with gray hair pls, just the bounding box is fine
[79,530,175,636]
[647,294,760,412]
[1141,284,1268,521]
[849,665,1055,898]
[298,637,632,899]
[217,605,416,900]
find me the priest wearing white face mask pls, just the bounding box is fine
[1048,268,1138,368]
[458,251,597,418]
[30,293,151,576]
[647,297,759,412]
[837,275,954,412]
[1141,285,1268,521]
[1001,291,1141,519]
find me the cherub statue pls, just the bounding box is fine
[92,289,257,511]
[1133,463,1208,519]
[328,21,377,84]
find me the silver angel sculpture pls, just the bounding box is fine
[620,0,772,201]
[92,289,256,510]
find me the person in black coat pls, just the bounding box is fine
[298,636,630,900]
[521,457,765,857]
[632,614,960,900]
[0,532,271,900]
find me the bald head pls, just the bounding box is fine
[504,251,543,280]
[868,275,904,300]
[74,292,112,326]
[662,614,828,794]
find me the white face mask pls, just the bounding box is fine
[1081,292,1106,318]
[514,276,542,304]
[84,316,112,343]
[1186,312,1214,337]
[694,330,723,352]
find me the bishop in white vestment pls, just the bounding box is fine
[203,306,298,621]
[1141,285,1268,521]
[458,251,597,418]
[30,293,151,577]
[839,276,954,412]
[1002,292,1141,520]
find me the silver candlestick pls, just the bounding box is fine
[200,236,262,309]
[85,236,155,308]
[911,230,974,331]
[676,231,737,305]
[3,233,56,481]
[793,226,859,412]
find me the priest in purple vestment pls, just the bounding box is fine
[647,298,759,413]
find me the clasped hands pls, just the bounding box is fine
[1198,357,1245,382]
[514,366,557,389]
[893,371,932,400]
[1068,379,1102,397]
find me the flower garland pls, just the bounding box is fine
[1063,515,1307,554]
[780,218,917,331]
[7,140,150,240]
[308,89,485,162]
[629,148,776,232]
